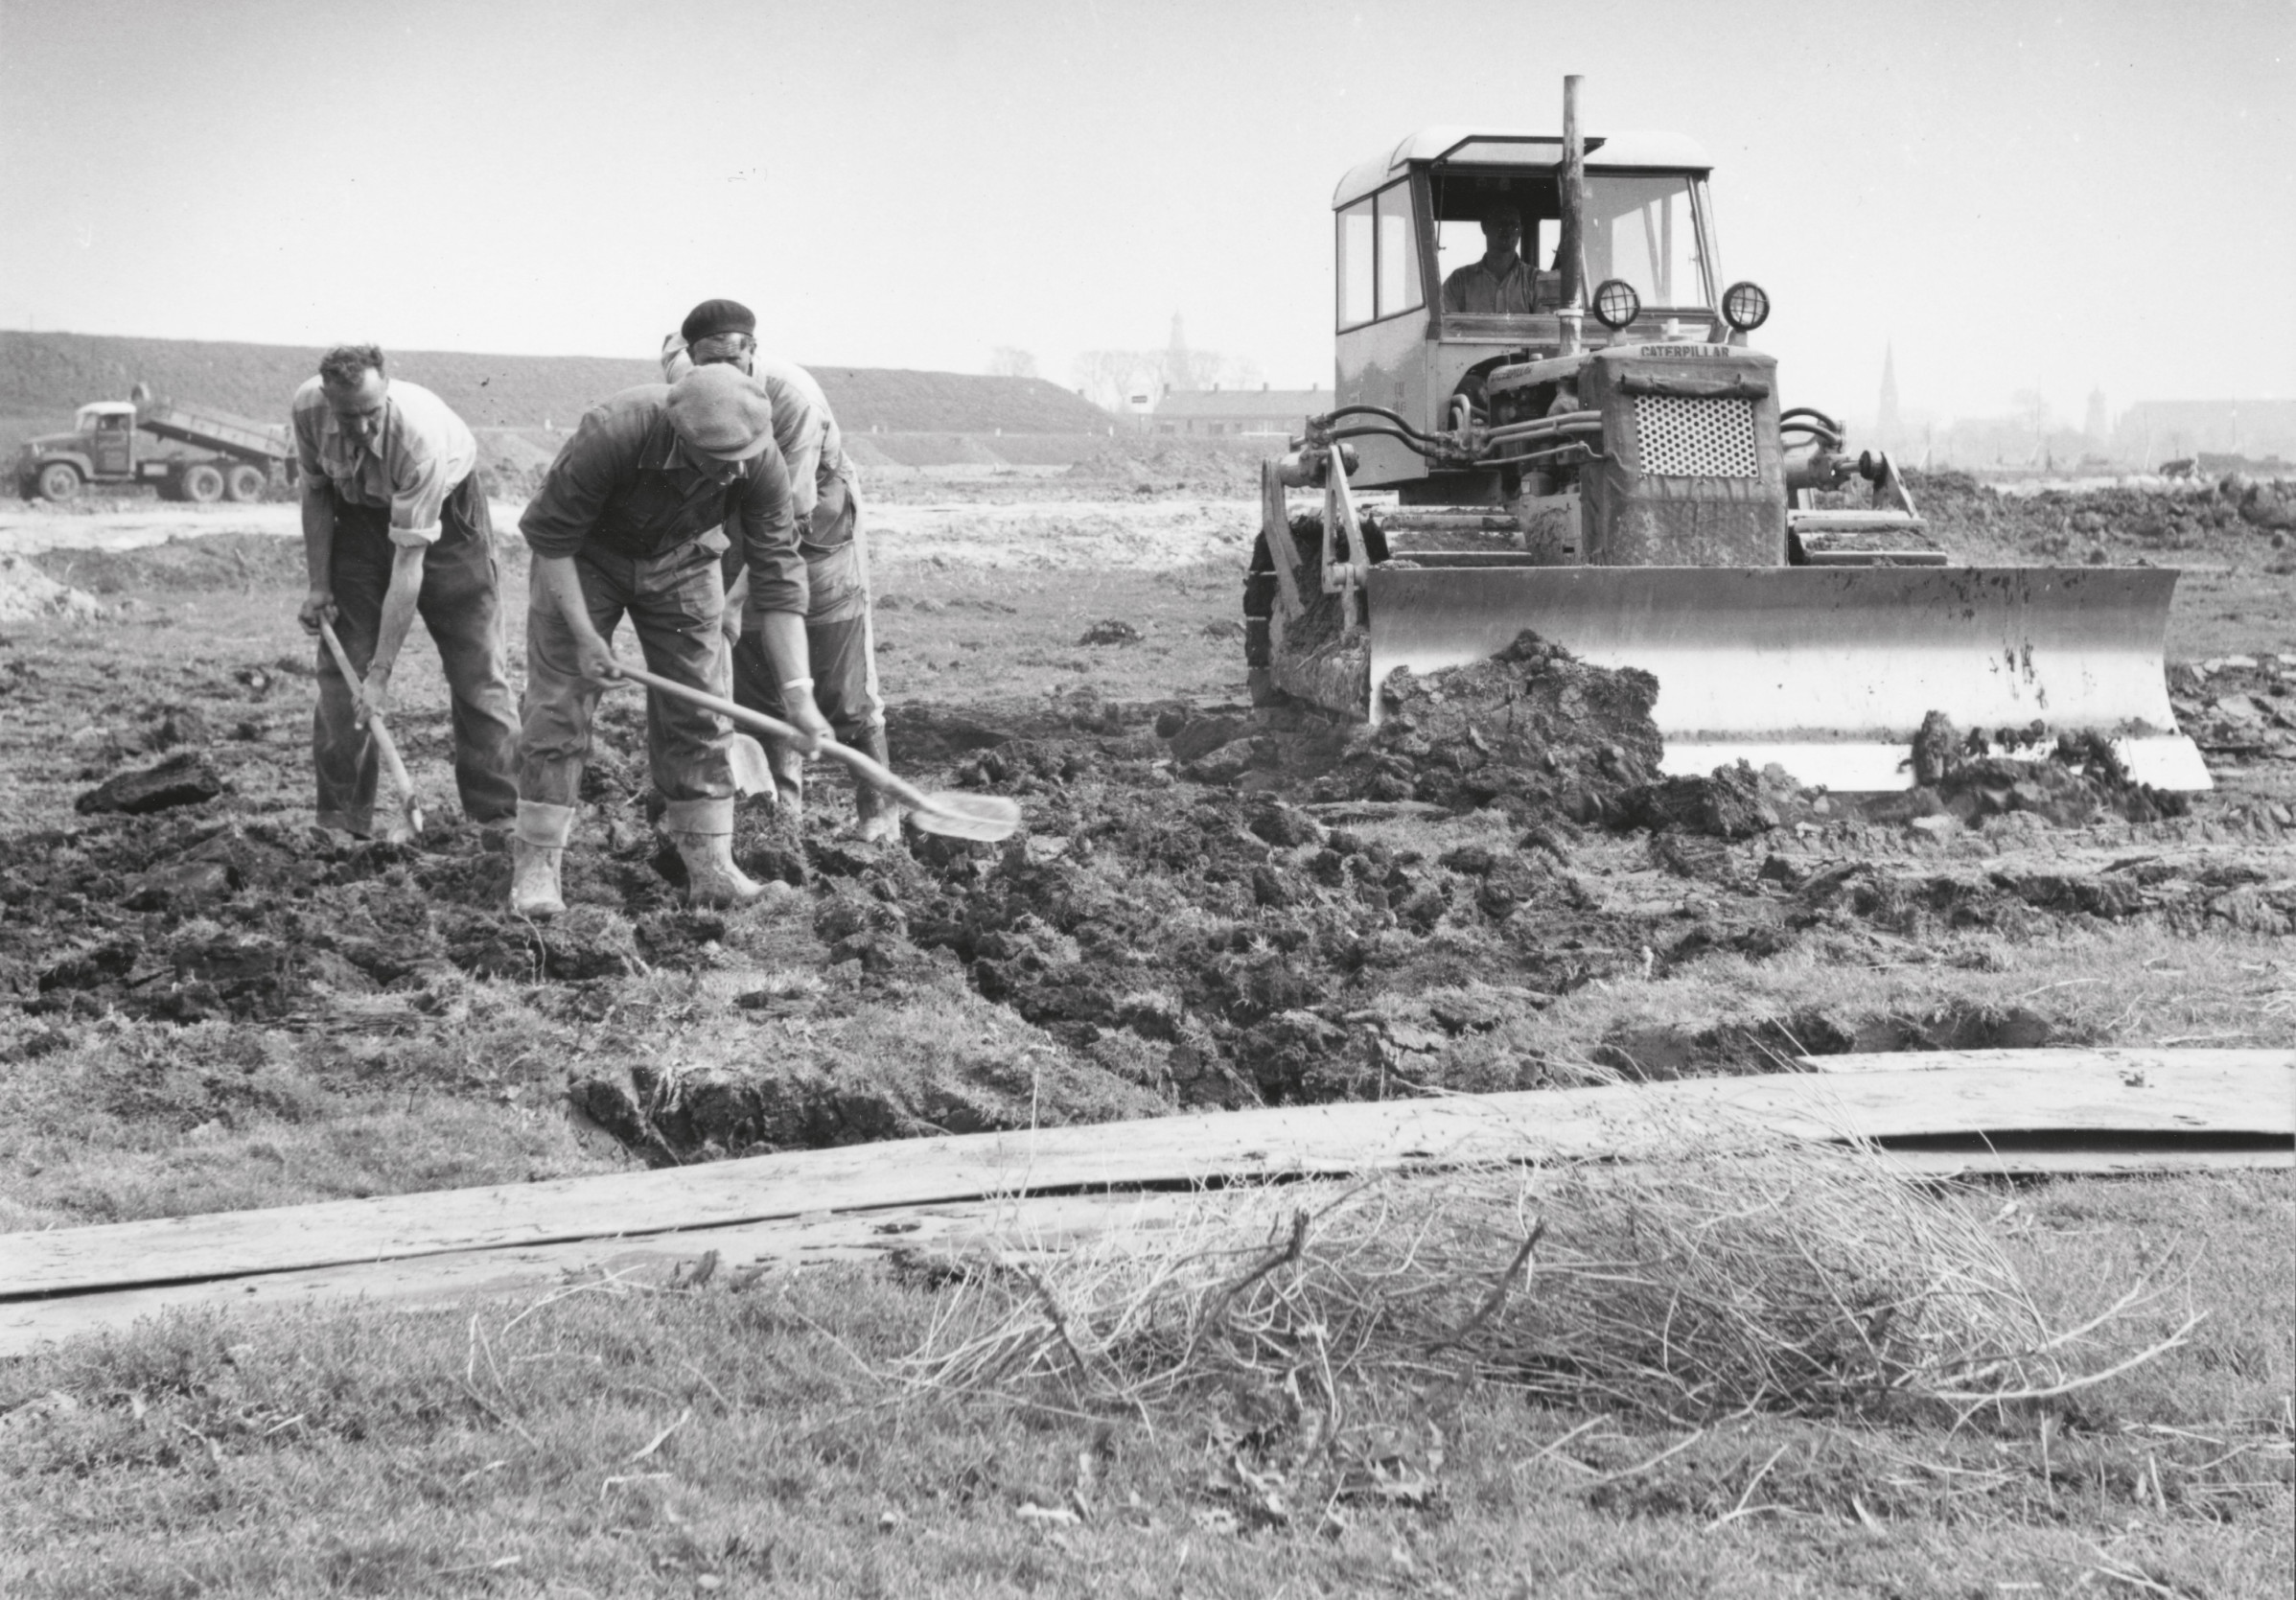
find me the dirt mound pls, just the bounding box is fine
[1063,437,1263,495]
[2169,653,2296,763]
[1901,470,2290,561]
[28,534,307,597]
[1880,712,2189,827]
[0,553,104,622]
[1308,632,1664,825]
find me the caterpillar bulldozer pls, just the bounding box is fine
[1243,78,2208,793]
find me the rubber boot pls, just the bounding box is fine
[850,725,903,844]
[663,797,763,908]
[509,800,574,919]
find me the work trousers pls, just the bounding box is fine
[724,493,884,744]
[519,535,733,809]
[313,475,519,835]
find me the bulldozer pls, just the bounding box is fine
[1244,78,2208,794]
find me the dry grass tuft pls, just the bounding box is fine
[904,1113,2191,1426]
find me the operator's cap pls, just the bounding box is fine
[680,298,756,345]
[665,364,776,461]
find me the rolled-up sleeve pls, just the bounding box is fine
[386,440,453,546]
[735,443,808,624]
[519,406,632,559]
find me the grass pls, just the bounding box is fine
[1,1171,2285,1596]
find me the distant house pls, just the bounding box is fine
[2113,401,2296,470]
[1152,384,1326,438]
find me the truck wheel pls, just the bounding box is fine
[36,462,82,502]
[182,463,225,503]
[224,464,267,502]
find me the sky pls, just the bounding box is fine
[1,0,2290,427]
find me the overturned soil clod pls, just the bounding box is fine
[75,751,225,816]
[1314,631,1665,824]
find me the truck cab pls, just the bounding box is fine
[1333,127,1726,499]
[81,403,139,479]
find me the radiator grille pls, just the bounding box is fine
[1633,395,1760,479]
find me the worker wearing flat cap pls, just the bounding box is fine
[510,364,827,916]
[662,298,895,841]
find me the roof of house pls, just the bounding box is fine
[1334,127,1712,208]
[1153,388,1324,421]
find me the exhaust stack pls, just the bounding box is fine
[1557,74,1587,352]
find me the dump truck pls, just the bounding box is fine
[13,383,292,504]
[1245,79,2207,793]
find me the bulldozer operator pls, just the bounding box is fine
[661,298,897,843]
[1440,201,1544,315]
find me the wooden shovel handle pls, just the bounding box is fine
[315,617,418,805]
[615,663,938,816]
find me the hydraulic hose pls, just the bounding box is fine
[1318,404,1446,446]
[1481,414,1605,444]
[1323,425,1472,462]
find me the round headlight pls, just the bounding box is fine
[1590,278,1640,331]
[1722,281,1772,332]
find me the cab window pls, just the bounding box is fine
[1336,197,1375,329]
[1376,184,1423,318]
[1435,215,1553,295]
[1584,174,1709,310]
[1337,181,1424,329]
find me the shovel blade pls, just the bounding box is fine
[727,733,777,799]
[908,792,1022,842]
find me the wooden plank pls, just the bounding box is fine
[1805,1048,2295,1076]
[0,1192,1189,1358]
[4,1062,2289,1303]
[8,1140,2285,1358]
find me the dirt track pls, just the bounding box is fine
[0,473,2290,1219]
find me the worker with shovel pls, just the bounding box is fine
[292,344,519,840]
[511,364,829,917]
[661,299,897,842]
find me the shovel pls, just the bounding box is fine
[614,663,1021,842]
[726,732,777,800]
[316,617,426,837]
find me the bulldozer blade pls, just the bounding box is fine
[1351,564,2209,793]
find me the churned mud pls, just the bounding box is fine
[1,481,2291,1194]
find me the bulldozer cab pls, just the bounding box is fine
[1333,128,1719,493]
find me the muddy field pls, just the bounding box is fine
[0,470,2291,1226]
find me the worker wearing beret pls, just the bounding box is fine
[662,298,896,842]
[510,364,829,916]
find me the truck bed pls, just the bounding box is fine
[136,399,290,464]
